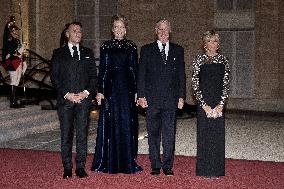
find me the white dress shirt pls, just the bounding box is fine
[68,42,80,60]
[157,40,169,60]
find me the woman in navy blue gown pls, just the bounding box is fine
[91,15,142,174]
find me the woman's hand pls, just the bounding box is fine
[212,105,223,119]
[202,105,213,118]
[214,105,223,114]
[96,93,104,105]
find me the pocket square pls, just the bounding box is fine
[85,56,90,59]
[173,57,176,61]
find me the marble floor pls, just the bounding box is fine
[0,111,283,162]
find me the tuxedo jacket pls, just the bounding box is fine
[50,45,97,105]
[137,42,186,109]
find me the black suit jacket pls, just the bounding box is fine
[51,45,97,105]
[138,42,186,108]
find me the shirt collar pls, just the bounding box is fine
[157,40,169,49]
[68,42,79,51]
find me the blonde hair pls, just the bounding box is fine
[112,14,128,28]
[202,30,220,45]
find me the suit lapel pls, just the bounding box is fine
[153,42,161,56]
[62,45,73,60]
[79,46,85,61]
[152,42,164,63]
[167,43,174,64]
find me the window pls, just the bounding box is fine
[236,0,255,10]
[217,0,255,11]
[217,0,234,11]
[215,0,255,98]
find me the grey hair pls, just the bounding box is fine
[155,18,171,31]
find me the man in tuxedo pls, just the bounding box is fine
[51,22,97,179]
[137,19,185,176]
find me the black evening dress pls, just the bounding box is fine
[91,39,142,174]
[192,53,230,176]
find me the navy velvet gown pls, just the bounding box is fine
[91,39,142,174]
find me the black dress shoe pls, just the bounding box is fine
[75,168,88,178]
[63,169,72,179]
[150,168,160,175]
[163,169,174,176]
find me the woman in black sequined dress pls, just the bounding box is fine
[192,30,230,177]
[91,15,142,174]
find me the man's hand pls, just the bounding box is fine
[78,91,89,100]
[66,93,82,103]
[96,93,104,105]
[18,46,25,56]
[137,97,148,108]
[178,98,184,109]
[5,54,10,59]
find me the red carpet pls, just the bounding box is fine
[0,149,283,189]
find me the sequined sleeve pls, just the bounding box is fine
[192,55,207,107]
[219,56,230,107]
